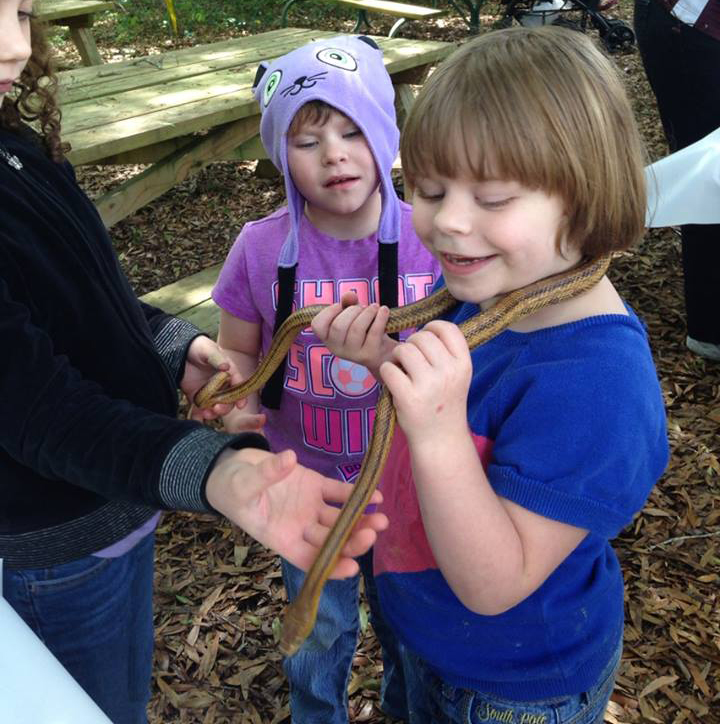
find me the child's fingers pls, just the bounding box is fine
[313,506,388,534]
[390,339,433,382]
[423,320,470,358]
[343,304,384,348]
[325,558,361,579]
[224,413,266,433]
[402,328,452,368]
[302,521,380,559]
[311,302,346,341]
[364,305,390,346]
[256,449,297,487]
[317,480,384,507]
[325,305,368,348]
[378,358,413,398]
[339,291,360,309]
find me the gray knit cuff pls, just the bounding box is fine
[158,427,270,512]
[158,427,233,512]
[154,317,203,385]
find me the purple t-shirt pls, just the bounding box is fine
[213,202,439,482]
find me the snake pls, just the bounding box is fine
[194,253,611,656]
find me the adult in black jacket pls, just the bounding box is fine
[634,0,720,360]
[0,5,386,722]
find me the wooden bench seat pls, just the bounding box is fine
[282,0,447,38]
[140,264,223,337]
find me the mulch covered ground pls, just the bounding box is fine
[51,2,719,721]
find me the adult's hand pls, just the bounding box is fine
[181,336,246,421]
[206,447,388,578]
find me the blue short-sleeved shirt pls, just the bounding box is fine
[374,301,669,701]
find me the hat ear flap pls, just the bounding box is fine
[357,35,380,50]
[253,62,269,89]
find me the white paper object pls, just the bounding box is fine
[0,597,112,723]
[645,126,720,227]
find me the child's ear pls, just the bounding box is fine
[357,36,380,50]
[253,63,269,90]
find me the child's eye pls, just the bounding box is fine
[479,197,512,210]
[343,129,362,139]
[415,188,443,201]
[293,140,317,149]
[19,10,36,20]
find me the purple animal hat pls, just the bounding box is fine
[253,34,401,267]
[253,35,401,407]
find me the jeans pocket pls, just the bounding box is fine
[28,555,113,595]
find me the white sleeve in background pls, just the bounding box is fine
[645,126,720,228]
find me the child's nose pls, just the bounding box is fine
[322,138,348,165]
[0,21,31,65]
[433,197,473,236]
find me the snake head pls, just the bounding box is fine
[279,599,318,657]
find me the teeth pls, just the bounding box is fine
[446,254,481,265]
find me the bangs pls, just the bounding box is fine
[402,110,496,183]
[401,55,560,193]
[288,101,335,135]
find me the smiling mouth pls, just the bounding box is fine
[442,252,494,266]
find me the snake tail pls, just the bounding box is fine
[279,390,397,656]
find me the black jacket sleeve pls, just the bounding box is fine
[0,254,266,514]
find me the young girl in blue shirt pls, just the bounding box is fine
[313,25,669,724]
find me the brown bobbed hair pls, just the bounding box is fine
[401,26,647,258]
[0,18,68,162]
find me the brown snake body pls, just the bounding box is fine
[194,254,611,656]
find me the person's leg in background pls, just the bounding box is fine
[358,549,408,721]
[281,558,360,723]
[2,532,155,724]
[634,0,720,355]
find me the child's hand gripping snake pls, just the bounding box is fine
[194,254,611,656]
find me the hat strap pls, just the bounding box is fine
[378,241,399,340]
[260,264,297,409]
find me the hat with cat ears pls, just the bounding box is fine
[253,34,401,267]
[253,35,400,408]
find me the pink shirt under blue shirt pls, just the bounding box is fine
[375,298,669,700]
[212,202,439,482]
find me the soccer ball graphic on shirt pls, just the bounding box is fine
[329,357,377,397]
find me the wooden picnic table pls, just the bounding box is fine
[58,27,454,228]
[37,0,113,66]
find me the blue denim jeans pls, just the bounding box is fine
[282,550,406,723]
[399,641,621,724]
[2,532,155,724]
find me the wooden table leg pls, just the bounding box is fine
[53,14,104,66]
[68,24,103,66]
[393,82,417,129]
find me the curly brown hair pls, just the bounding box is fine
[0,18,69,162]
